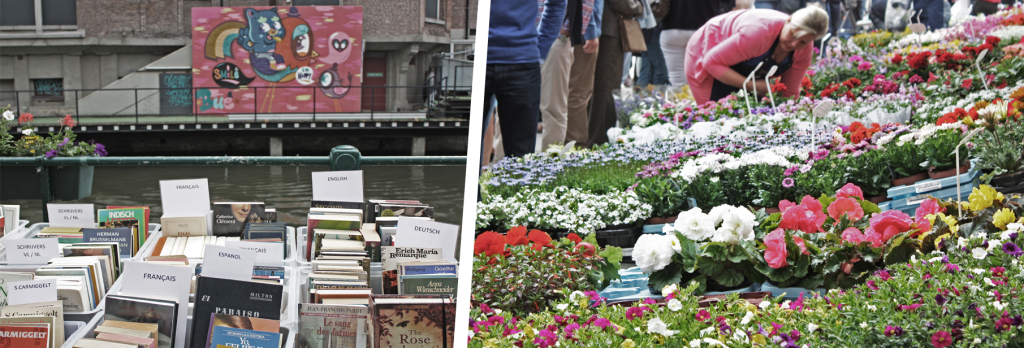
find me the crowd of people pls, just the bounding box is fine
[480,0,1013,167]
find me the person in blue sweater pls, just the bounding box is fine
[482,0,567,160]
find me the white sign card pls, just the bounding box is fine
[311,170,364,202]
[121,261,193,348]
[394,216,460,262]
[201,245,256,281]
[7,279,57,306]
[46,204,94,228]
[159,178,211,217]
[6,238,60,265]
[224,240,284,267]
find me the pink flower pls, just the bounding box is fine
[764,229,790,269]
[828,197,865,222]
[696,309,710,322]
[626,307,646,320]
[899,303,922,311]
[841,227,865,244]
[865,210,913,244]
[593,318,612,329]
[836,183,865,200]
[779,199,796,212]
[858,61,872,71]
[932,330,952,348]
[779,196,827,233]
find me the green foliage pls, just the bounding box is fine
[632,176,687,217]
[972,118,1024,177]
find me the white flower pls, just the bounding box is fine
[2,110,13,121]
[667,299,683,311]
[780,300,792,309]
[972,268,986,274]
[21,129,31,135]
[986,278,996,286]
[707,205,730,227]
[667,235,683,254]
[807,323,819,332]
[958,237,969,248]
[710,177,719,183]
[647,318,676,336]
[700,326,715,336]
[556,303,569,311]
[866,304,877,311]
[740,311,754,325]
[972,248,988,259]
[702,338,726,347]
[860,322,869,329]
[570,291,586,301]
[662,284,678,295]
[633,234,675,273]
[712,205,756,244]
[928,256,944,263]
[993,301,1005,311]
[675,208,715,241]
[690,339,702,348]
[759,300,771,310]
[974,338,982,344]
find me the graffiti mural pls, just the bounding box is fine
[192,6,363,114]
[159,73,193,115]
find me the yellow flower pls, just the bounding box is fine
[994,208,1016,230]
[968,185,1003,212]
[752,334,768,345]
[483,339,501,348]
[939,213,959,235]
[963,116,975,126]
[29,150,34,153]
[621,339,636,348]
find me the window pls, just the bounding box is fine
[426,0,445,21]
[32,79,63,100]
[0,0,76,27]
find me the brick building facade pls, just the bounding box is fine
[0,0,476,115]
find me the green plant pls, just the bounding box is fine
[973,118,1024,178]
[842,150,892,198]
[922,128,964,171]
[472,228,621,317]
[0,106,106,158]
[884,140,928,178]
[632,176,687,218]
[685,173,727,212]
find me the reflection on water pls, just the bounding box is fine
[2,165,466,227]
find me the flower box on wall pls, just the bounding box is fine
[0,165,93,200]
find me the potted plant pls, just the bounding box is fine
[923,127,968,179]
[884,139,929,186]
[632,176,687,224]
[972,118,1024,194]
[0,106,107,200]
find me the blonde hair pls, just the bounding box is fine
[734,0,754,10]
[789,5,830,40]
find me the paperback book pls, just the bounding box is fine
[297,303,367,348]
[189,277,283,348]
[213,202,267,236]
[206,314,281,348]
[368,295,454,348]
[105,294,177,348]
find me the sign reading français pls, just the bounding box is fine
[224,240,284,267]
[47,204,94,228]
[159,178,211,217]
[6,238,60,265]
[311,170,364,203]
[121,261,193,348]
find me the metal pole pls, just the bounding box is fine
[254,86,258,121]
[39,165,52,222]
[74,90,79,123]
[135,89,139,124]
[371,87,375,121]
[313,86,317,121]
[15,91,20,120]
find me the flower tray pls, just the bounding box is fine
[758,282,827,301]
[606,291,772,308]
[887,160,979,201]
[990,171,1024,195]
[0,165,94,200]
[553,224,640,249]
[888,178,979,214]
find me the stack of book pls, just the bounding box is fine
[36,227,85,244]
[188,277,284,348]
[149,236,241,258]
[0,246,119,313]
[93,294,176,348]
[369,200,434,248]
[305,206,368,262]
[397,262,458,296]
[98,206,151,255]
[380,246,444,295]
[212,202,274,236]
[306,258,371,305]
[368,295,455,348]
[1,300,64,348]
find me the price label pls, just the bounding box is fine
[906,195,928,206]
[5,238,60,265]
[915,180,943,193]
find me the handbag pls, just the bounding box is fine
[619,16,648,53]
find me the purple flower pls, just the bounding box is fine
[885,325,904,337]
[563,323,580,337]
[93,143,108,157]
[936,294,948,306]
[44,149,58,159]
[593,318,611,329]
[782,178,795,188]
[1004,242,1023,257]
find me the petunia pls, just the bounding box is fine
[696,309,711,322]
[885,325,904,337]
[932,331,952,348]
[1004,242,1023,257]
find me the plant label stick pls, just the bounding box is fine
[975,49,990,90]
[742,74,753,115]
[820,33,831,60]
[765,65,779,113]
[811,100,834,148]
[953,128,984,218]
[749,61,763,106]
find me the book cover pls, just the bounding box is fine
[206,314,280,348]
[160,216,208,237]
[306,215,362,261]
[213,203,267,237]
[0,316,56,348]
[104,295,177,348]
[0,325,49,348]
[107,206,151,238]
[0,272,34,307]
[189,277,283,348]
[398,263,457,276]
[297,304,367,348]
[368,295,454,348]
[0,300,64,345]
[82,228,134,258]
[399,275,457,296]
[98,208,147,250]
[376,204,434,219]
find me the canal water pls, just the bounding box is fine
[2,165,466,227]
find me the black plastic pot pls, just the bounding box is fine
[991,171,1024,195]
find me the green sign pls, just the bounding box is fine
[367,72,384,77]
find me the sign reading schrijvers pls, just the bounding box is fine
[46,204,94,228]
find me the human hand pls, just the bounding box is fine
[584,38,599,54]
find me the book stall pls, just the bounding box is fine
[471,5,1024,347]
[0,169,459,348]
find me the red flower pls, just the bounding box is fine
[932,331,952,348]
[836,183,865,200]
[474,231,507,256]
[986,36,1002,46]
[61,114,76,127]
[936,113,958,125]
[866,210,913,244]
[695,309,710,321]
[992,267,1006,277]
[828,197,865,222]
[17,112,33,124]
[507,226,530,246]
[528,230,553,250]
[566,232,582,245]
[962,79,973,89]
[850,129,868,144]
[908,52,931,70]
[763,229,789,269]
[892,54,903,64]
[841,227,865,244]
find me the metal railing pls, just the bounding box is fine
[0,84,473,126]
[0,145,467,221]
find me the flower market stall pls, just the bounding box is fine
[473,6,1024,347]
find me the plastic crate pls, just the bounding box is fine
[889,177,980,213]
[136,227,295,266]
[887,161,981,201]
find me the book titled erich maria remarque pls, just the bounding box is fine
[190,277,283,348]
[368,295,454,348]
[212,202,267,236]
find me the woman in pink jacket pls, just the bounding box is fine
[685,6,829,105]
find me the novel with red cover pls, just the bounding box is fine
[0,325,49,348]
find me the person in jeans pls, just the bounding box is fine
[913,0,945,29]
[482,0,566,159]
[587,0,644,147]
[661,0,731,86]
[637,24,670,87]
